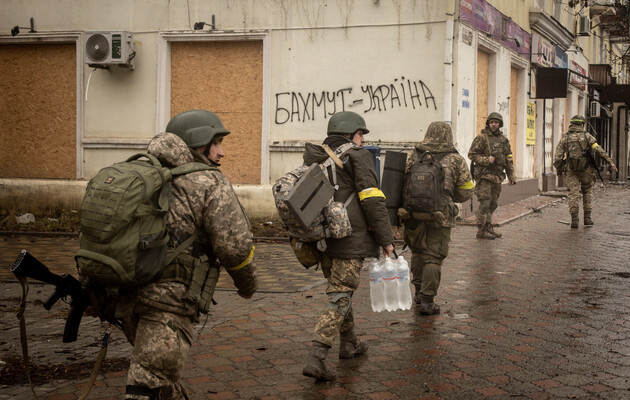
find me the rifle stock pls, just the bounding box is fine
[11,250,91,343]
[585,150,604,183]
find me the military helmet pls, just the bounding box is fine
[327,111,370,136]
[486,112,504,128]
[570,115,586,125]
[166,110,230,148]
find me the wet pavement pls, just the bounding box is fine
[1,184,629,399]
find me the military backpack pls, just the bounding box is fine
[75,153,215,288]
[402,150,449,215]
[272,143,354,267]
[565,131,589,172]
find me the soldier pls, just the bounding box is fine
[399,121,474,315]
[468,112,516,239]
[553,115,617,228]
[121,110,258,399]
[301,111,395,382]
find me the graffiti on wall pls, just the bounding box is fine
[274,76,437,124]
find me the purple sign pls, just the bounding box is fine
[460,0,531,55]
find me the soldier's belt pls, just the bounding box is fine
[398,208,445,221]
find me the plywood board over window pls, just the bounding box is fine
[171,41,263,184]
[0,44,76,179]
[476,49,489,136]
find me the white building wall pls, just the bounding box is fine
[1,0,452,182]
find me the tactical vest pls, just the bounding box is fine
[485,133,507,176]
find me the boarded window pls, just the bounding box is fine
[171,41,263,184]
[476,49,489,136]
[0,44,76,178]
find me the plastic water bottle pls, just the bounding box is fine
[395,256,413,310]
[382,256,399,312]
[368,258,385,312]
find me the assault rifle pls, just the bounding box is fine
[585,150,604,184]
[11,250,91,343]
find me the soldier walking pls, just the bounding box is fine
[553,115,617,228]
[301,111,394,382]
[84,110,258,400]
[468,112,516,239]
[399,121,474,314]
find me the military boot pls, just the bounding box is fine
[418,297,440,315]
[570,213,579,229]
[339,330,369,359]
[485,223,502,238]
[583,212,594,226]
[476,225,495,240]
[413,285,423,306]
[303,341,337,381]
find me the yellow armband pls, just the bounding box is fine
[358,187,386,201]
[227,246,255,271]
[457,180,475,190]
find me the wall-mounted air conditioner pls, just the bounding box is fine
[590,101,601,118]
[578,16,591,36]
[84,32,135,69]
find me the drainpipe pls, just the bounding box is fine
[617,105,627,181]
[444,0,455,123]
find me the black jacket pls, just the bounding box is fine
[303,135,394,258]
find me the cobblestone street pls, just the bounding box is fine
[1,185,629,399]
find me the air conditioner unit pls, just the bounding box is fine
[590,101,601,118]
[578,16,590,36]
[84,32,135,69]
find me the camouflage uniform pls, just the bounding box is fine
[468,115,515,238]
[553,121,614,227]
[400,122,474,313]
[122,132,257,400]
[303,134,394,346]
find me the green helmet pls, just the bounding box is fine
[327,111,370,136]
[570,115,586,125]
[486,112,504,128]
[166,110,230,148]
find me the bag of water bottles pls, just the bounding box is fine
[367,254,412,312]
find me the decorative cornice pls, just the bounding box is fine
[529,8,574,50]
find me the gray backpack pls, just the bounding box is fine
[272,143,354,254]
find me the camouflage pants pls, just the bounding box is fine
[403,220,451,298]
[566,169,595,214]
[122,307,193,400]
[312,257,362,347]
[475,179,502,225]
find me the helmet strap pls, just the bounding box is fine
[202,144,211,159]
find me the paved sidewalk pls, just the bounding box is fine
[1,185,629,399]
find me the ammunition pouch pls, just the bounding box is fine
[568,157,588,172]
[398,207,445,223]
[159,253,219,315]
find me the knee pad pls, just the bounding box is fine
[326,292,352,318]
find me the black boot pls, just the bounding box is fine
[303,341,337,381]
[570,213,579,229]
[339,330,369,359]
[584,212,593,226]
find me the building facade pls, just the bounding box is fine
[1,0,628,215]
